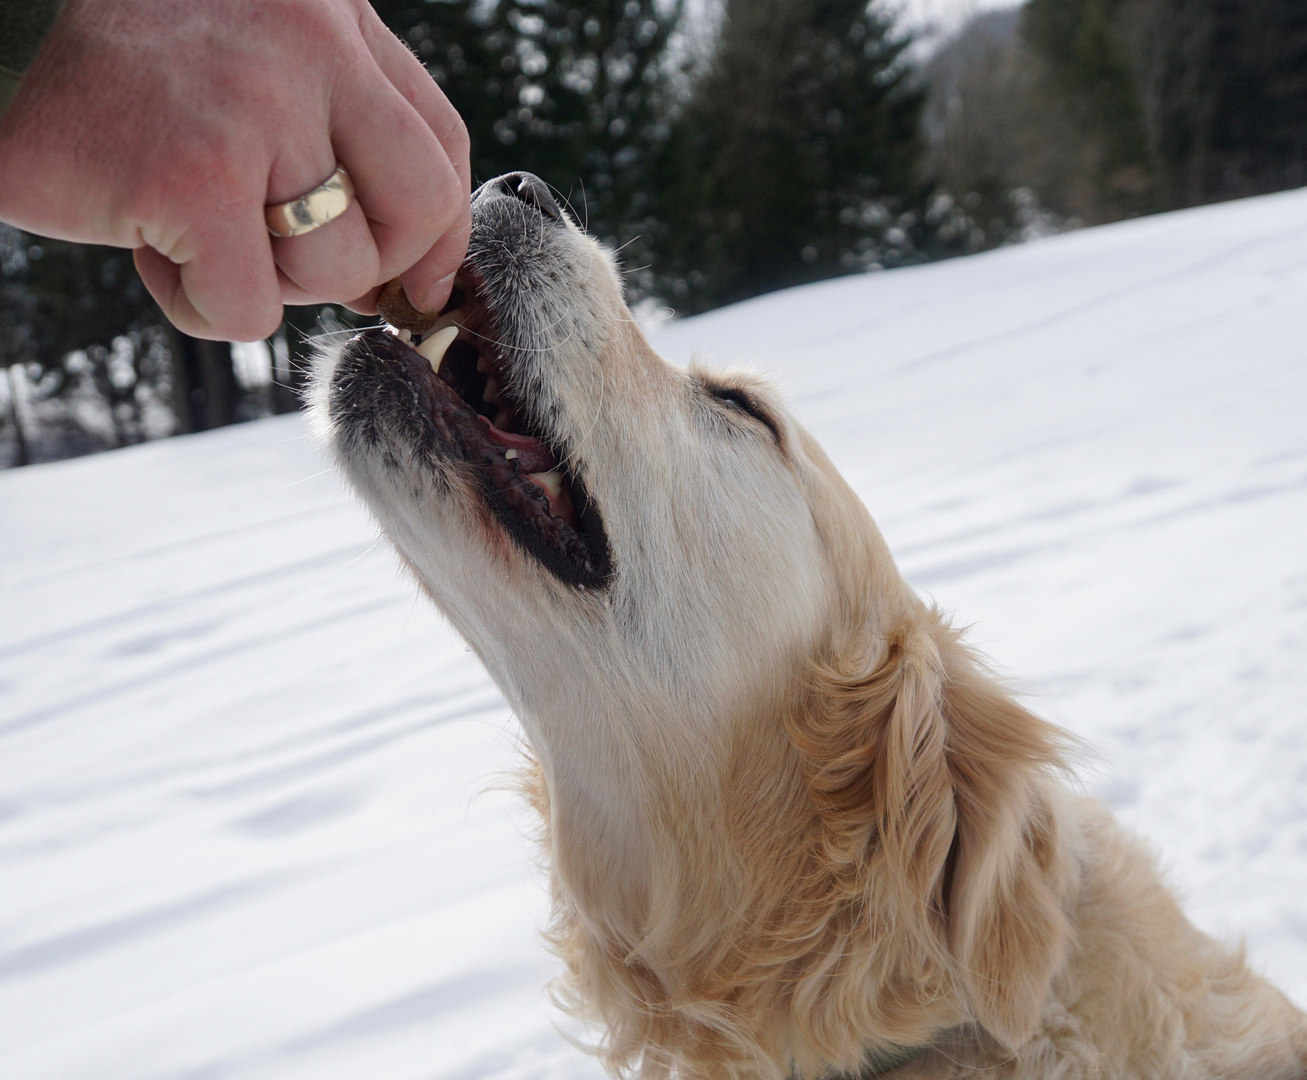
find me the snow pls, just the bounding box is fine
[3,186,1306,1077]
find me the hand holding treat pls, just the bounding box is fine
[0,0,471,341]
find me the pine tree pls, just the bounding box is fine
[1022,0,1158,214]
[1,225,245,465]
[1023,0,1307,212]
[648,0,926,314]
[371,0,682,258]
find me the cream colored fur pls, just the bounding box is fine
[314,195,1307,1080]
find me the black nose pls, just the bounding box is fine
[486,171,562,221]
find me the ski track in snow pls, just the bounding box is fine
[2,188,1305,1078]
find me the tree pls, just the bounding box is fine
[922,10,1098,233]
[1023,0,1307,213]
[371,0,683,260]
[1,224,246,466]
[648,0,927,314]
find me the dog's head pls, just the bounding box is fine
[312,173,893,772]
[312,173,1069,1074]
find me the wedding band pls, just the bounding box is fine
[265,165,355,238]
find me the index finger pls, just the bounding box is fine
[359,11,471,193]
[356,14,472,312]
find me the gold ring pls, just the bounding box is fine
[265,165,355,238]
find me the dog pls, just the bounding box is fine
[311,172,1307,1079]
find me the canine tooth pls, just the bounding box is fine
[398,328,412,344]
[505,448,518,460]
[530,470,564,500]
[429,307,464,335]
[417,325,459,370]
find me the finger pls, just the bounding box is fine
[358,11,471,193]
[270,196,381,305]
[134,245,185,323]
[358,14,472,313]
[178,211,284,341]
[331,57,470,311]
[398,211,471,315]
[341,284,382,317]
[330,76,465,287]
[134,215,282,342]
[277,270,370,310]
[261,99,386,308]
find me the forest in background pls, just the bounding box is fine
[2,0,1304,467]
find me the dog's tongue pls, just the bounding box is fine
[478,415,557,473]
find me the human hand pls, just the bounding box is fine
[0,0,471,341]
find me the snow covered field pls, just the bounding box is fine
[3,188,1306,1078]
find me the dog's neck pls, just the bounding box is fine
[471,597,825,938]
[505,603,1071,1079]
[516,670,962,1066]
[525,682,783,934]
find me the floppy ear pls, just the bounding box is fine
[791,610,1070,1049]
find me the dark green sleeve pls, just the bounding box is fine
[0,0,67,117]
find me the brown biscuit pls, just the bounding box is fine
[376,279,441,334]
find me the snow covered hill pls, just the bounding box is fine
[3,188,1306,1079]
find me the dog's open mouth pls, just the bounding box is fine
[365,272,611,590]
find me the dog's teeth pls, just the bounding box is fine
[429,307,464,334]
[505,448,518,460]
[530,470,563,500]
[417,325,459,371]
[398,328,412,343]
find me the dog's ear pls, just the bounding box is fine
[791,611,1069,1049]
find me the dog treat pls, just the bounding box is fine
[377,278,440,334]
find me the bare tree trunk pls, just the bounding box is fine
[4,364,31,467]
[168,328,240,432]
[197,338,239,429]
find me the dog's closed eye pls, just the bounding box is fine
[704,383,781,443]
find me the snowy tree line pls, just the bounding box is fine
[2,0,1304,466]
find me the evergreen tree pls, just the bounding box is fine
[1022,0,1157,214]
[1186,0,1307,199]
[1023,0,1307,212]
[1,225,245,465]
[648,0,926,314]
[370,0,682,258]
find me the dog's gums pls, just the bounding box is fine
[334,267,611,589]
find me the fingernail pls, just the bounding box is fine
[420,272,457,313]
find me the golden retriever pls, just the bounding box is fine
[311,172,1307,1079]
